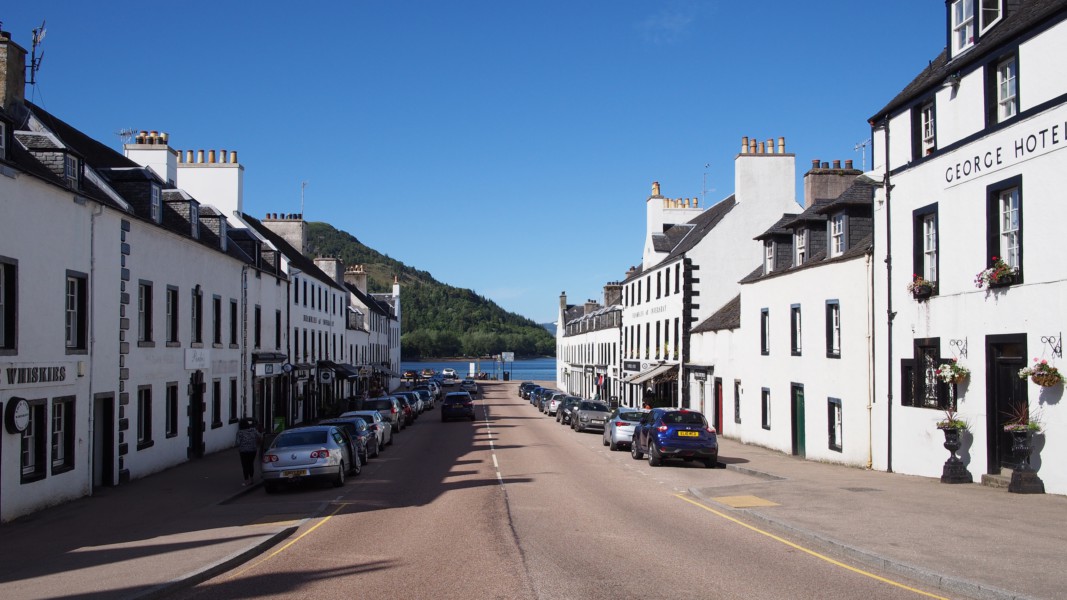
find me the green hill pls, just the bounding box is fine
[306,222,555,359]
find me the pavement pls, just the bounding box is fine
[0,383,1064,600]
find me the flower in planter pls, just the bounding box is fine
[1018,359,1064,387]
[935,359,970,384]
[1003,401,1043,433]
[936,406,968,430]
[974,256,1017,289]
[906,274,934,293]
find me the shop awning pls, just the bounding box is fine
[624,363,675,385]
[335,363,361,380]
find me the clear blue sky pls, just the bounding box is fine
[4,1,945,324]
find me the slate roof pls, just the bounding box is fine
[345,283,390,317]
[815,176,876,214]
[27,101,142,170]
[692,294,741,333]
[870,0,1067,121]
[783,200,831,228]
[625,195,737,283]
[740,235,873,284]
[241,213,344,291]
[754,213,800,241]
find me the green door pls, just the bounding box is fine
[791,384,806,458]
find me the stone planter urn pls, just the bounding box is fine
[939,427,972,484]
[1008,430,1045,494]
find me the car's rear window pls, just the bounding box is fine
[274,431,328,447]
[662,411,707,426]
[362,399,391,410]
[618,411,644,422]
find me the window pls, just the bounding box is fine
[734,380,742,424]
[64,272,88,352]
[21,400,46,482]
[790,305,802,356]
[294,277,300,303]
[302,280,308,306]
[138,282,153,344]
[825,301,841,358]
[764,241,775,274]
[165,382,178,438]
[51,397,75,473]
[761,388,771,430]
[275,310,282,350]
[656,271,662,299]
[907,338,951,410]
[997,56,1017,121]
[912,204,939,291]
[0,121,6,158]
[229,378,239,424]
[190,203,200,239]
[64,155,79,188]
[0,257,16,352]
[191,287,203,345]
[979,0,1002,33]
[150,184,162,223]
[230,300,238,346]
[675,263,680,294]
[921,102,936,156]
[254,305,262,349]
[646,276,651,303]
[828,398,843,452]
[211,379,222,428]
[986,176,1023,283]
[951,0,975,55]
[760,309,770,355]
[213,296,222,346]
[137,386,153,449]
[829,214,846,257]
[794,229,807,266]
[664,268,670,297]
[166,286,179,344]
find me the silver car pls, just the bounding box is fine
[546,392,567,416]
[602,408,649,451]
[262,425,358,492]
[572,400,612,432]
[342,410,394,448]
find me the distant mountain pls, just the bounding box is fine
[306,222,555,359]
[541,322,557,336]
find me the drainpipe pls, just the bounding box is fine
[240,266,248,417]
[866,252,874,470]
[882,115,895,473]
[87,200,103,494]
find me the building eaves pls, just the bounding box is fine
[241,212,345,291]
[741,235,873,284]
[816,177,876,214]
[754,213,800,241]
[783,200,832,228]
[870,0,1067,122]
[344,283,388,316]
[692,294,741,333]
[26,101,142,169]
[663,195,737,261]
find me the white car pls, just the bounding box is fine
[442,367,458,378]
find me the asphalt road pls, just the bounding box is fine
[173,382,956,600]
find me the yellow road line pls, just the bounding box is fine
[673,494,949,600]
[227,502,349,579]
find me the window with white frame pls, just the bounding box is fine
[761,388,771,430]
[212,296,222,346]
[764,241,775,274]
[760,308,770,355]
[191,286,203,345]
[64,155,79,188]
[980,0,1002,34]
[165,382,178,438]
[790,305,802,356]
[921,102,936,155]
[150,185,161,223]
[999,187,1020,269]
[65,272,87,351]
[997,56,1018,123]
[0,257,15,351]
[137,386,153,448]
[166,286,179,344]
[829,213,846,257]
[21,400,46,481]
[828,398,843,452]
[951,0,975,55]
[924,214,938,283]
[794,229,807,266]
[51,397,75,472]
[138,282,153,343]
[825,301,841,358]
[190,203,200,239]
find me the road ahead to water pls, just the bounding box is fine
[173,382,950,600]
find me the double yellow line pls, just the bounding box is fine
[673,494,949,600]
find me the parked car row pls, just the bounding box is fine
[518,382,719,469]
[261,384,446,493]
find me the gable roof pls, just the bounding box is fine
[816,176,876,214]
[754,213,800,241]
[241,213,344,290]
[870,0,1067,121]
[692,294,741,333]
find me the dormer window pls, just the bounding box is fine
[794,229,807,267]
[64,155,79,189]
[150,185,162,223]
[190,203,200,239]
[219,219,228,251]
[979,0,1002,33]
[951,0,975,56]
[764,241,775,274]
[829,213,846,257]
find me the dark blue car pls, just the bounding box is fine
[441,392,476,422]
[630,408,718,468]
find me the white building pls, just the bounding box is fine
[868,0,1067,492]
[557,286,623,401]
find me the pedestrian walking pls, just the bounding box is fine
[236,418,262,486]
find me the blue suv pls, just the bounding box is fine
[630,408,718,468]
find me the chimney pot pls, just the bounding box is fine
[758,141,765,154]
[832,159,841,169]
[778,137,785,154]
[767,139,774,154]
[208,150,216,164]
[220,149,227,163]
[185,150,193,163]
[160,132,169,144]
[229,150,237,163]
[741,136,749,153]
[749,138,757,153]
[845,159,854,169]
[821,162,829,169]
[812,159,820,168]
[196,150,205,163]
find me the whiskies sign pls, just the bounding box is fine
[1,362,77,389]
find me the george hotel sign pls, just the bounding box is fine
[944,104,1067,188]
[1,362,77,389]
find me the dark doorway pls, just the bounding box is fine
[188,370,206,459]
[713,377,724,435]
[92,393,115,489]
[986,335,1027,474]
[791,383,806,458]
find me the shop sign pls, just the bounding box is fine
[0,362,76,389]
[185,349,210,370]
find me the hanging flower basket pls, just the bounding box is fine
[935,359,970,384]
[974,256,1017,289]
[906,275,935,300]
[1018,359,1063,387]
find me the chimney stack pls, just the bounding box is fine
[344,265,369,295]
[803,158,863,208]
[0,31,27,113]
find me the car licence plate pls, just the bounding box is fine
[282,469,309,478]
[591,420,604,425]
[677,431,699,437]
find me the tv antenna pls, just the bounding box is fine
[702,163,710,206]
[300,180,308,216]
[116,128,135,146]
[854,137,872,171]
[29,21,46,86]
